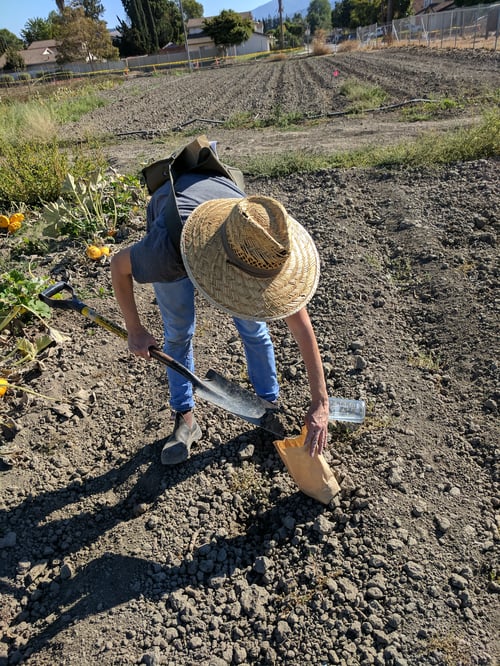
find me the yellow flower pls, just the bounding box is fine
[100,246,111,256]
[7,220,22,233]
[0,215,9,228]
[0,378,8,397]
[86,245,103,260]
[9,213,24,224]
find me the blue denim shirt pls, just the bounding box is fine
[131,172,244,284]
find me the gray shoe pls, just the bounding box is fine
[161,412,202,465]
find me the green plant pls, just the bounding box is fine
[0,269,51,328]
[423,633,473,666]
[224,111,259,129]
[339,78,388,112]
[389,256,413,284]
[266,105,304,128]
[401,97,462,121]
[241,150,326,177]
[41,169,146,240]
[0,74,15,87]
[238,108,499,176]
[0,138,69,206]
[223,106,304,130]
[0,269,69,371]
[408,350,441,372]
[42,171,116,239]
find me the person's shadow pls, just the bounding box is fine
[1,429,328,663]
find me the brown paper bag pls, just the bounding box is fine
[274,426,341,504]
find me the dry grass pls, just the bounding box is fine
[361,34,497,52]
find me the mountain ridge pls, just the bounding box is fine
[250,0,335,20]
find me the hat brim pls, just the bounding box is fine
[180,198,320,321]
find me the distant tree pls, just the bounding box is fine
[331,0,353,29]
[21,18,55,45]
[331,0,409,28]
[3,46,26,71]
[56,6,119,62]
[182,0,203,20]
[262,15,278,32]
[283,17,306,46]
[203,9,253,56]
[118,0,182,56]
[72,0,105,21]
[349,0,381,26]
[307,0,332,34]
[0,29,23,55]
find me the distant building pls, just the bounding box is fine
[186,13,270,58]
[413,0,455,14]
[0,39,59,73]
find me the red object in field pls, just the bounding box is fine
[333,69,339,77]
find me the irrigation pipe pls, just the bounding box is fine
[114,99,433,138]
[322,98,433,118]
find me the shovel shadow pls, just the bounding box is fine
[7,489,326,662]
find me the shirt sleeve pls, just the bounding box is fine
[130,195,186,283]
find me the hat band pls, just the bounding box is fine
[221,224,283,278]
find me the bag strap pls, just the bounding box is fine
[141,134,244,194]
[142,135,245,260]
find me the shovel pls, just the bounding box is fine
[40,282,282,434]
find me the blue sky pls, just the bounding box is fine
[1,0,256,37]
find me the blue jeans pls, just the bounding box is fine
[153,277,279,413]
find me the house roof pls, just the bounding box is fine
[414,0,455,14]
[20,39,59,67]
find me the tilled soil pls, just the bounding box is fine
[1,48,499,666]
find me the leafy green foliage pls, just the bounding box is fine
[0,139,70,207]
[240,109,500,175]
[307,0,333,34]
[41,170,146,240]
[0,29,23,54]
[3,48,26,72]
[21,17,55,44]
[203,10,253,55]
[339,78,388,111]
[119,0,182,57]
[0,270,51,325]
[224,107,304,129]
[55,7,119,64]
[401,98,462,121]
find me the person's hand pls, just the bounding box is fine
[304,399,329,456]
[127,325,158,359]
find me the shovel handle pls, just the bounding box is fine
[40,281,128,339]
[40,282,203,386]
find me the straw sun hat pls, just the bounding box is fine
[180,195,320,321]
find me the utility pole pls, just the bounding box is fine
[278,0,285,49]
[178,0,193,71]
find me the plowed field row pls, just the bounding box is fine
[67,49,498,141]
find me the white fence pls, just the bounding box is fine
[357,2,500,50]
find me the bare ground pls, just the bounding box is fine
[1,48,499,666]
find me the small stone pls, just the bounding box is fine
[404,561,425,580]
[434,514,451,533]
[313,514,335,535]
[483,398,497,413]
[253,556,272,575]
[354,355,368,370]
[449,574,467,590]
[60,563,73,580]
[0,531,16,548]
